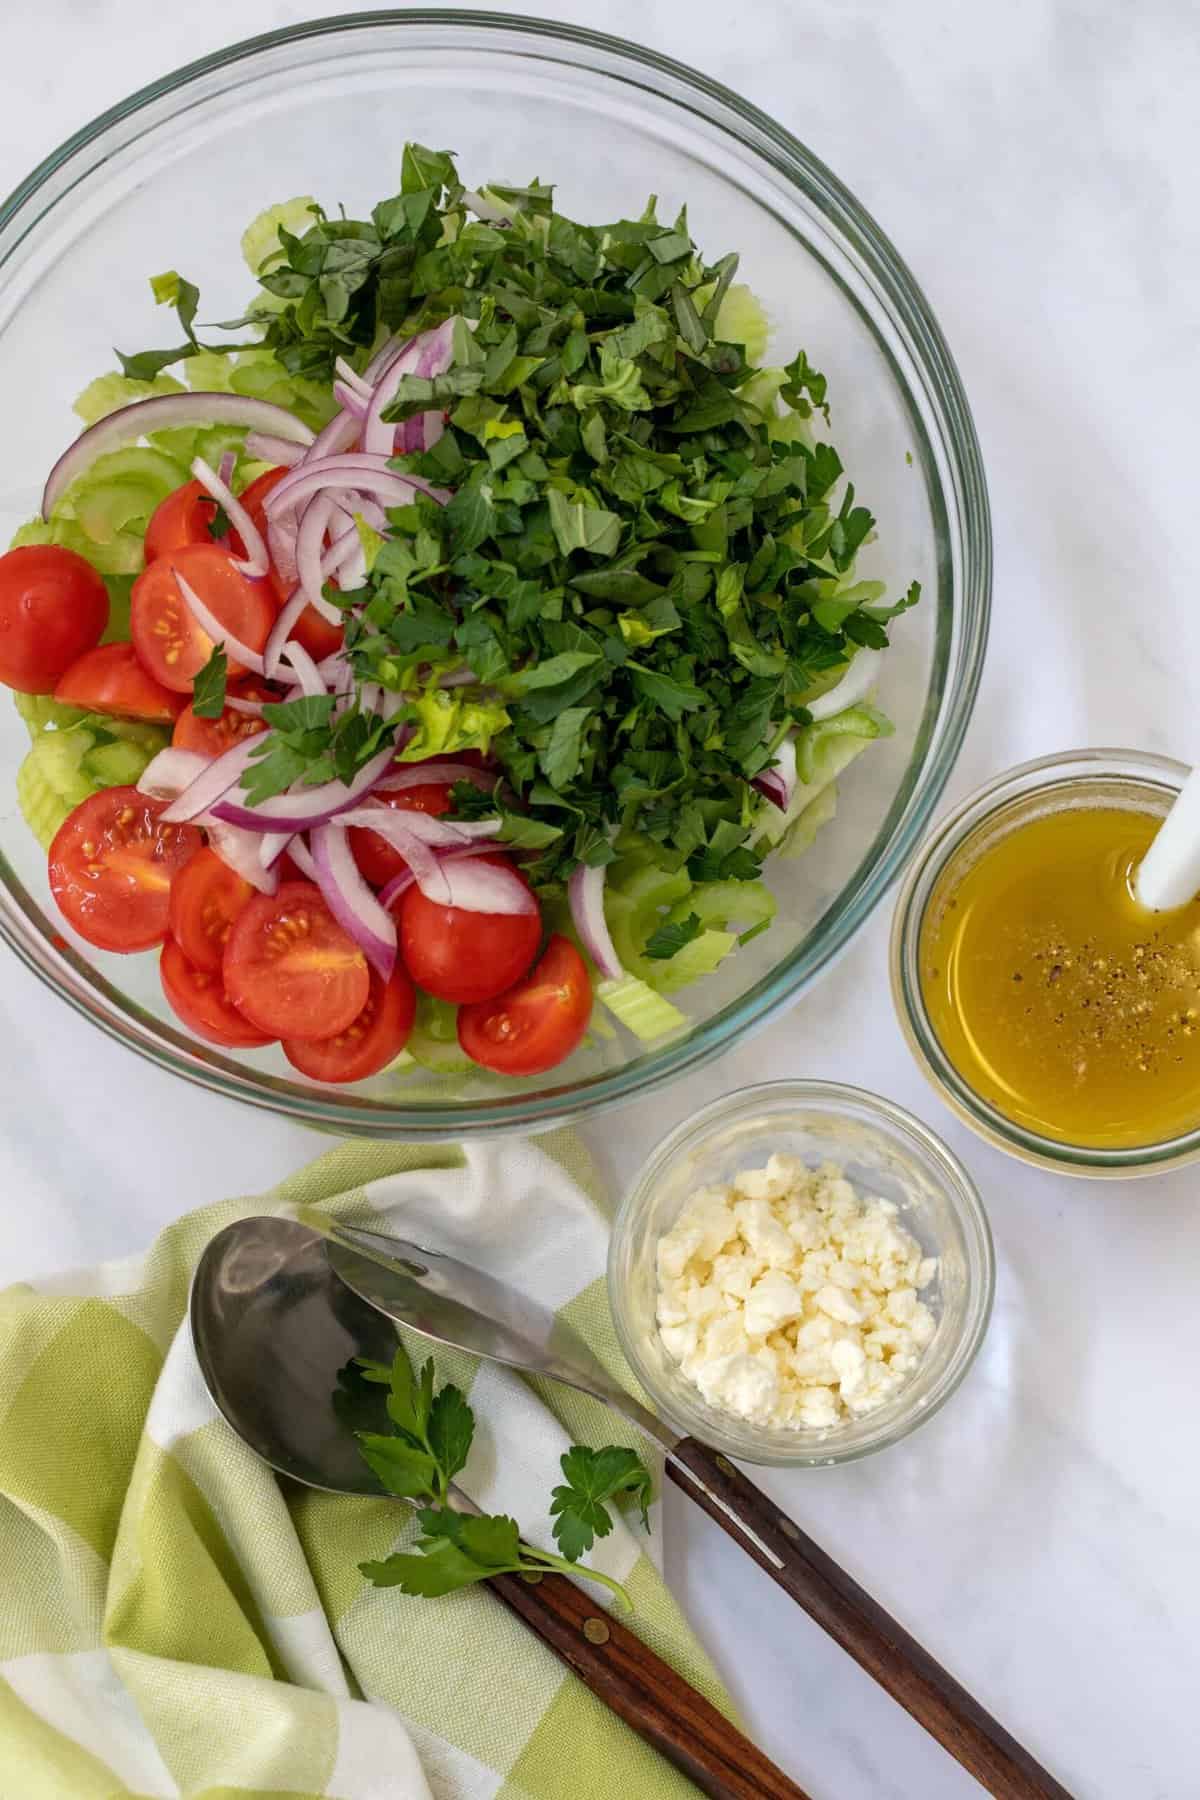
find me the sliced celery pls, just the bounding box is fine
[597,975,687,1043]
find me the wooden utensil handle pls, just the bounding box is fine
[487,1567,809,1800]
[667,1438,1074,1800]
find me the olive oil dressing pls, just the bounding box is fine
[919,806,1200,1148]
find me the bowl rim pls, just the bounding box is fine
[890,746,1200,1176]
[0,11,992,1137]
[607,1077,996,1466]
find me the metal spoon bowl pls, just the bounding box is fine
[190,1213,396,1497]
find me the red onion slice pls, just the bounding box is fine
[138,748,278,889]
[192,455,269,578]
[568,860,622,980]
[258,830,295,869]
[438,854,536,916]
[334,357,372,398]
[336,537,368,592]
[161,734,265,824]
[210,743,396,832]
[377,761,495,794]
[263,588,309,679]
[42,393,314,518]
[362,340,422,456]
[204,817,279,895]
[279,640,327,698]
[282,835,316,879]
[377,841,498,910]
[301,408,361,467]
[225,695,266,718]
[332,382,369,420]
[264,455,450,516]
[363,321,456,455]
[751,769,788,811]
[137,747,210,802]
[175,571,266,676]
[267,515,299,589]
[295,492,336,612]
[751,737,798,812]
[338,806,501,849]
[311,823,397,979]
[245,432,306,467]
[362,329,410,384]
[317,651,355,696]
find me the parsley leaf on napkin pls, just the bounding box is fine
[342,1350,652,1608]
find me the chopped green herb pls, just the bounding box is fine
[191,644,228,720]
[643,912,703,960]
[116,141,919,969]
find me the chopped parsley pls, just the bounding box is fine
[124,142,918,898]
[190,644,228,720]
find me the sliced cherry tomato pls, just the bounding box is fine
[223,880,370,1039]
[283,963,416,1083]
[130,543,277,694]
[173,680,274,756]
[0,545,109,694]
[398,854,541,1004]
[48,787,202,952]
[143,479,218,565]
[54,643,183,723]
[233,466,346,657]
[349,782,454,888]
[457,935,592,1076]
[168,846,256,974]
[160,938,274,1048]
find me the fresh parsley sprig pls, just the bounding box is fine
[337,1350,652,1608]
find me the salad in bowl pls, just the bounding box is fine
[1,142,916,1087]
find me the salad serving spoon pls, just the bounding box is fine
[190,1214,808,1800]
[325,1218,1074,1800]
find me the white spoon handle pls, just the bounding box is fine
[1134,767,1200,911]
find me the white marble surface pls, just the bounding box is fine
[2,4,1197,1796]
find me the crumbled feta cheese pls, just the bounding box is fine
[655,1155,939,1430]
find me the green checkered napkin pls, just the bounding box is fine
[0,1133,730,1799]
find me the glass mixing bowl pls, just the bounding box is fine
[0,13,990,1137]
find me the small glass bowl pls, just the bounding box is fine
[891,747,1199,1176]
[608,1080,994,1466]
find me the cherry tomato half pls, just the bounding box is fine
[131,543,276,694]
[54,643,183,723]
[223,880,369,1040]
[349,782,454,888]
[48,787,202,953]
[457,935,592,1076]
[398,854,541,1004]
[0,545,109,695]
[172,680,274,757]
[160,938,274,1049]
[143,479,218,566]
[283,963,416,1082]
[168,846,257,975]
